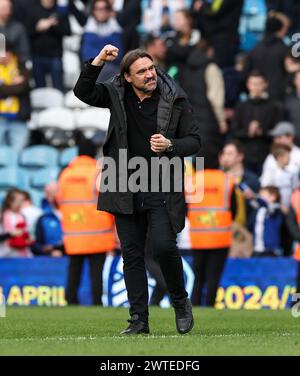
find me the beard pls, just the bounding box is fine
[132,78,157,94]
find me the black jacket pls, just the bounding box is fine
[243,36,289,101]
[74,62,201,233]
[232,97,283,164]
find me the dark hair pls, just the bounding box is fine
[92,0,112,11]
[20,190,32,202]
[143,34,161,50]
[260,186,281,203]
[120,49,153,77]
[265,16,283,34]
[1,188,23,218]
[247,70,267,81]
[224,139,245,156]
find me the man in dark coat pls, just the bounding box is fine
[74,44,201,335]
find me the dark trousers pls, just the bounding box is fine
[144,232,168,306]
[32,56,64,92]
[192,248,228,307]
[66,253,106,305]
[115,193,188,323]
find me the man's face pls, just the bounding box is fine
[220,145,243,171]
[125,57,157,94]
[274,134,294,147]
[93,1,111,22]
[247,76,267,98]
[0,0,12,22]
[150,39,166,61]
[41,0,55,9]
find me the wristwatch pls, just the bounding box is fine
[166,139,174,152]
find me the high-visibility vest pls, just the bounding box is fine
[187,169,234,249]
[58,156,115,255]
[290,190,300,261]
[0,54,20,117]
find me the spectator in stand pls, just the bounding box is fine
[261,122,300,182]
[249,186,283,257]
[179,40,226,168]
[219,140,260,227]
[285,71,300,146]
[112,0,141,53]
[0,0,31,65]
[81,0,123,81]
[165,8,201,77]
[266,0,300,34]
[144,34,167,71]
[20,191,42,240]
[243,12,290,101]
[142,0,186,36]
[0,42,31,152]
[231,70,283,176]
[260,143,298,210]
[284,52,300,97]
[190,0,243,68]
[28,0,71,91]
[31,184,64,258]
[1,188,33,257]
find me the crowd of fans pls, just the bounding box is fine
[1,0,300,261]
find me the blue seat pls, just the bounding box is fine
[0,146,18,167]
[30,167,60,189]
[0,168,30,190]
[60,146,78,167]
[19,146,59,168]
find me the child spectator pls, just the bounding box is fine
[20,191,42,240]
[250,186,283,257]
[1,188,33,257]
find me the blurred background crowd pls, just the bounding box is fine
[1,0,300,305]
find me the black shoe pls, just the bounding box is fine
[120,315,150,335]
[173,298,194,334]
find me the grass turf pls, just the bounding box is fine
[0,307,300,356]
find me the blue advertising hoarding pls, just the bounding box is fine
[0,256,298,309]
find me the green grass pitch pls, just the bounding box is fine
[1,307,300,356]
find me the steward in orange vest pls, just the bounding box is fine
[58,155,115,255]
[57,140,115,305]
[186,168,236,307]
[286,188,300,296]
[187,169,235,249]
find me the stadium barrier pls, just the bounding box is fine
[0,256,297,309]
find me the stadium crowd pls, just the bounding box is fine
[1,0,300,305]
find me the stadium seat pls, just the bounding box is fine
[0,167,30,190]
[75,108,110,145]
[37,108,76,147]
[0,146,18,167]
[60,146,78,168]
[63,51,81,89]
[30,88,64,111]
[19,146,59,169]
[30,168,60,189]
[64,90,88,110]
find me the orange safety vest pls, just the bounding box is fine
[187,169,234,249]
[290,190,300,261]
[58,156,115,255]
